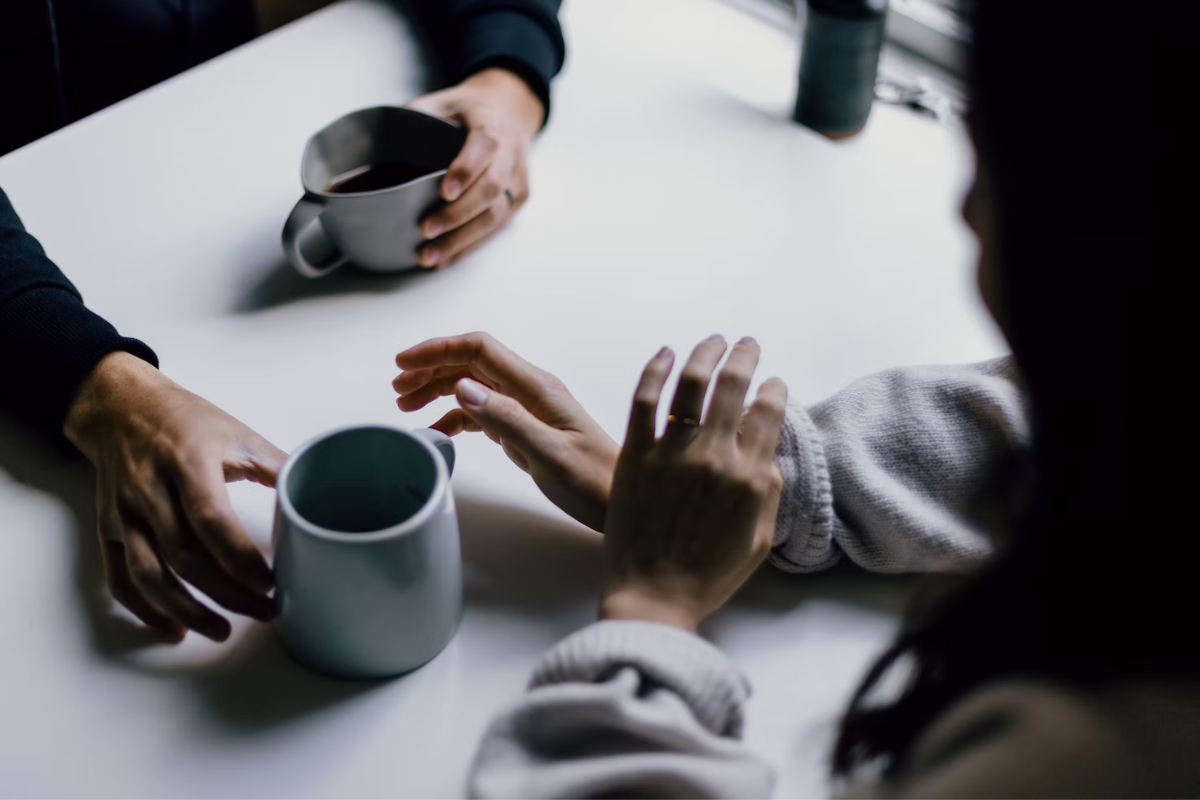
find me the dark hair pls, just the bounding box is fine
[833,1,1198,777]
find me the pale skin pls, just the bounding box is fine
[394,333,788,632]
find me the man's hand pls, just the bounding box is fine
[406,68,545,270]
[394,333,618,531]
[63,352,285,641]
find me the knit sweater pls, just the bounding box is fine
[770,356,1026,574]
[469,621,1200,798]
[468,359,1041,797]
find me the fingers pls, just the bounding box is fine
[439,124,500,204]
[121,519,232,642]
[624,347,675,453]
[663,335,728,442]
[430,408,483,437]
[453,377,549,453]
[395,367,471,412]
[175,455,275,596]
[99,529,183,637]
[136,479,274,624]
[421,149,516,243]
[418,201,509,270]
[704,337,762,436]
[395,332,548,402]
[740,378,789,464]
[240,435,287,488]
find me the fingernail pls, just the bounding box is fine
[419,247,439,268]
[443,178,460,200]
[423,220,442,238]
[738,336,758,346]
[457,378,488,407]
[706,333,725,343]
[656,346,673,360]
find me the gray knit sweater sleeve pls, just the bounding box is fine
[770,357,1027,574]
[468,621,775,799]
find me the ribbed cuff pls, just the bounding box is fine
[770,403,840,573]
[454,10,564,126]
[530,620,751,738]
[0,285,158,435]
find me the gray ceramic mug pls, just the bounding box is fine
[273,424,461,679]
[282,106,466,278]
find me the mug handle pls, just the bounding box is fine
[414,428,456,477]
[282,196,349,278]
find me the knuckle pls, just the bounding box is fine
[677,374,706,395]
[189,501,227,534]
[476,126,500,149]
[720,367,753,390]
[634,389,660,410]
[127,557,160,589]
[480,176,502,202]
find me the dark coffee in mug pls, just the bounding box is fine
[325,163,431,194]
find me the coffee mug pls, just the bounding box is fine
[282,106,466,278]
[273,424,462,679]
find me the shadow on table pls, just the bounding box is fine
[457,496,604,612]
[233,254,428,313]
[0,415,178,654]
[0,415,387,732]
[156,625,390,734]
[730,559,923,619]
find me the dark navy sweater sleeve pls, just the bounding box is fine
[418,0,565,123]
[0,186,157,435]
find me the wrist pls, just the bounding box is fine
[464,67,545,136]
[599,586,703,633]
[63,351,166,457]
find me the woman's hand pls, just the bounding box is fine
[394,333,618,532]
[600,336,787,633]
[64,352,285,641]
[406,68,545,270]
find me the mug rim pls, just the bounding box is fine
[276,422,451,544]
[300,105,463,197]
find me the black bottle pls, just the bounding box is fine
[792,0,888,139]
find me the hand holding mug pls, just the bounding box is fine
[394,333,618,532]
[64,352,284,641]
[600,336,788,633]
[406,68,544,269]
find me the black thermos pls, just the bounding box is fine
[792,0,888,139]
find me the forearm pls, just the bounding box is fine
[0,187,157,436]
[771,357,1028,574]
[469,621,774,799]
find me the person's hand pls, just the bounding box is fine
[406,68,545,270]
[63,352,286,641]
[600,336,787,633]
[394,333,618,531]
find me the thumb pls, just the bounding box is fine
[235,433,287,488]
[455,378,546,455]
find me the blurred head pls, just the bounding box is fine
[835,0,1197,777]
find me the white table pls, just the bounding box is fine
[0,1,1004,796]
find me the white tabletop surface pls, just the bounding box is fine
[0,0,1004,796]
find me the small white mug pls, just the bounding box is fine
[272,424,461,679]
